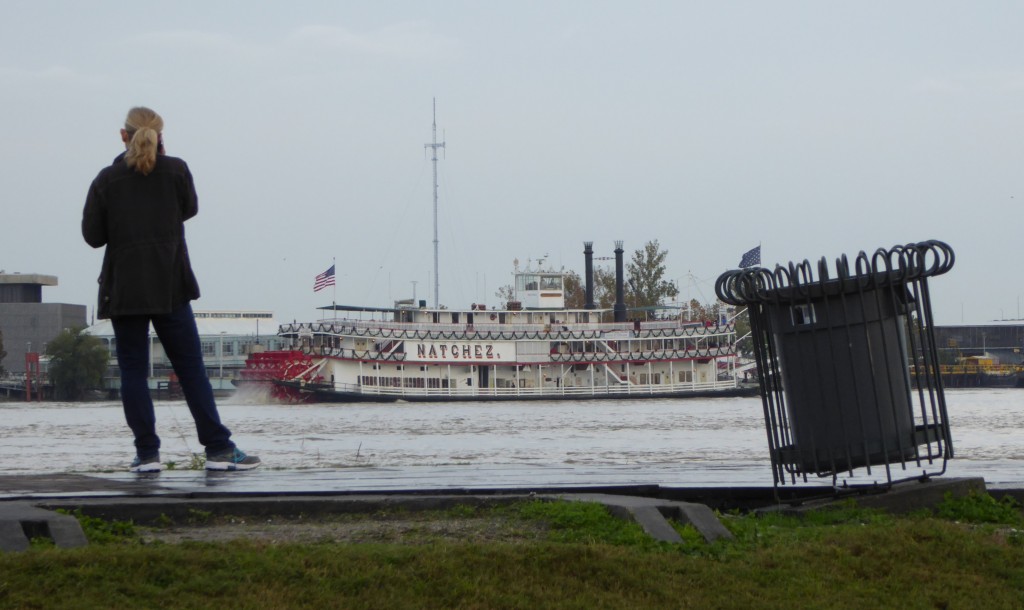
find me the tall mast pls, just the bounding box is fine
[424,98,445,309]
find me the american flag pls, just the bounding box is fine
[313,264,335,292]
[739,246,761,269]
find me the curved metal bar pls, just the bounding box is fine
[714,240,955,305]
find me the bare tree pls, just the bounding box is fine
[495,284,515,306]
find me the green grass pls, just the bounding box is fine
[3,495,1023,609]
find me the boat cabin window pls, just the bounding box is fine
[516,273,563,293]
[540,275,562,290]
[451,312,460,324]
[517,274,537,292]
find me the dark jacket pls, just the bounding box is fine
[82,152,201,319]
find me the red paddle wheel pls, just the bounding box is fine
[237,350,322,403]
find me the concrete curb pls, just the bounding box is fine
[30,492,734,546]
[547,493,734,543]
[0,502,88,552]
[0,475,997,551]
[757,477,988,516]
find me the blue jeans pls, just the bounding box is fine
[112,302,234,458]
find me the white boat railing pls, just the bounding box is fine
[282,319,732,339]
[297,345,736,363]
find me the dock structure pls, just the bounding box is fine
[0,376,46,400]
[929,322,1024,387]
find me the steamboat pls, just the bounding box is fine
[237,103,749,402]
[237,244,751,403]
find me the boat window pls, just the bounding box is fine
[519,274,539,291]
[540,275,562,290]
[451,312,460,324]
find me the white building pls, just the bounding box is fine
[85,310,287,396]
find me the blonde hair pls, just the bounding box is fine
[123,106,164,175]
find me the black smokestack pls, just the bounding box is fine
[614,240,626,322]
[583,241,595,310]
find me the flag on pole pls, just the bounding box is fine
[314,264,336,292]
[739,246,761,268]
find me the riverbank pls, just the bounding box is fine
[2,488,1023,609]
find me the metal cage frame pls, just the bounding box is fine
[717,240,955,494]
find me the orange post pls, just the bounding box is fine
[25,352,40,402]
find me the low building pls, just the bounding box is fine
[933,321,1024,365]
[0,273,87,374]
[84,310,289,396]
[930,321,1024,388]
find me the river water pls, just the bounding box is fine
[1,388,1021,488]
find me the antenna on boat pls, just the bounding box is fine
[424,98,446,309]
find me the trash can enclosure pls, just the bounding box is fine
[717,240,955,487]
[768,282,915,472]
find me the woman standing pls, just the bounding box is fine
[82,106,260,472]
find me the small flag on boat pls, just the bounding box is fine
[314,264,336,292]
[739,246,761,269]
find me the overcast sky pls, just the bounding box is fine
[2,2,1021,326]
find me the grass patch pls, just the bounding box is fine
[512,500,658,547]
[935,490,1024,525]
[2,495,1021,609]
[56,509,137,545]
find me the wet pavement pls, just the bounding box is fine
[0,464,777,502]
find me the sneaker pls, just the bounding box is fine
[205,448,261,471]
[129,453,162,473]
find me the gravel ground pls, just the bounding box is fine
[137,512,550,545]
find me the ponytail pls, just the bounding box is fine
[123,107,164,176]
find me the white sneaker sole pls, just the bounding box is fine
[130,463,163,473]
[205,460,261,471]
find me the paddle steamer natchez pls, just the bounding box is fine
[238,245,748,403]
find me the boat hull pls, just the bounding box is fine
[273,378,758,403]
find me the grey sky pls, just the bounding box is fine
[2,1,1021,325]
